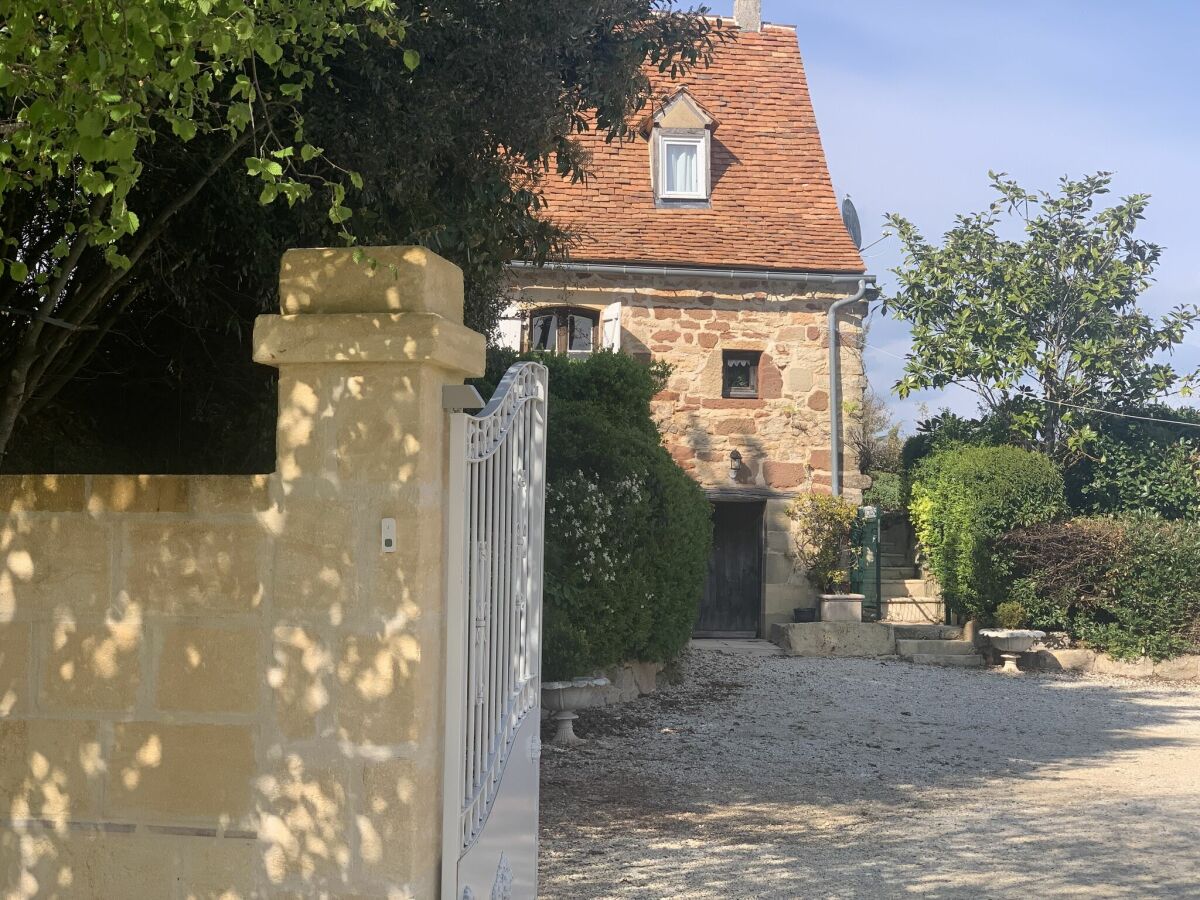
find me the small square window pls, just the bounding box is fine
[722,351,761,399]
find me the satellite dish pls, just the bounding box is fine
[841,194,863,250]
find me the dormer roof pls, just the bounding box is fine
[638,86,718,136]
[536,23,866,275]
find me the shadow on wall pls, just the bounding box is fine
[0,246,482,897]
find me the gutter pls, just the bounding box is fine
[507,259,873,289]
[507,259,876,498]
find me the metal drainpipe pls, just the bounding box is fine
[828,279,869,497]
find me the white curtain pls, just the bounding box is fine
[665,143,698,195]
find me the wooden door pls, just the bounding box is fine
[696,501,763,637]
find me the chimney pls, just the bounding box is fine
[734,0,761,31]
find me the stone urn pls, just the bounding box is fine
[541,676,610,746]
[980,629,1046,674]
[820,594,864,623]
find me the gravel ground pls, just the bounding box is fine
[538,646,1200,899]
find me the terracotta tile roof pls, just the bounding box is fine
[538,24,865,275]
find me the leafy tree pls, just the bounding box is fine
[1064,405,1200,520]
[884,172,1200,461]
[1,1,727,468]
[848,386,903,474]
[0,0,414,461]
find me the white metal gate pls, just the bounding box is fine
[442,362,548,900]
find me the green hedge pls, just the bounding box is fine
[909,445,1066,620]
[477,349,712,680]
[1004,516,1200,660]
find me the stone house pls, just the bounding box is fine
[503,1,875,637]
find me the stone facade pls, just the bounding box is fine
[0,248,484,898]
[509,266,868,634]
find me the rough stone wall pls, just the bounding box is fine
[629,287,864,497]
[510,269,866,494]
[0,248,485,898]
[509,268,868,631]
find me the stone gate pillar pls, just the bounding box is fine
[253,246,485,896]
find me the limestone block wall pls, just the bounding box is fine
[510,268,867,628]
[0,247,485,898]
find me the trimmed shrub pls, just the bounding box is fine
[477,349,712,680]
[909,445,1066,621]
[1004,516,1200,660]
[993,599,1027,629]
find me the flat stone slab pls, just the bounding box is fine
[769,622,895,658]
[1022,648,1200,681]
[892,624,964,641]
[689,639,782,657]
[897,638,977,657]
[908,652,983,668]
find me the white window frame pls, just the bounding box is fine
[657,133,708,200]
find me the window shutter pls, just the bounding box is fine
[496,305,523,350]
[600,302,622,351]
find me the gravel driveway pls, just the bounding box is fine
[538,644,1200,899]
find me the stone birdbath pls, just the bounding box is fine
[541,676,610,746]
[980,629,1046,674]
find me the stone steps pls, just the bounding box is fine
[893,624,963,641]
[907,652,984,668]
[897,638,976,656]
[897,635,985,668]
[881,578,927,599]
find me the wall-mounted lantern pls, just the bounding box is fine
[729,448,742,481]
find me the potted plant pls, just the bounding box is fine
[788,492,863,622]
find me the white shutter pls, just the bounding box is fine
[600,301,622,351]
[496,304,523,351]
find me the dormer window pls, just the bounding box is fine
[660,135,707,199]
[643,87,717,205]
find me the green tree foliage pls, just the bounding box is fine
[0,0,413,460]
[1063,406,1200,520]
[906,405,1200,523]
[862,471,902,513]
[885,172,1200,462]
[1005,517,1200,660]
[1,1,727,468]
[909,445,1066,620]
[478,350,712,681]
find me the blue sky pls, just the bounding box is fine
[707,1,1200,431]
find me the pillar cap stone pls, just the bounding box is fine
[252,312,486,377]
[279,246,465,319]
